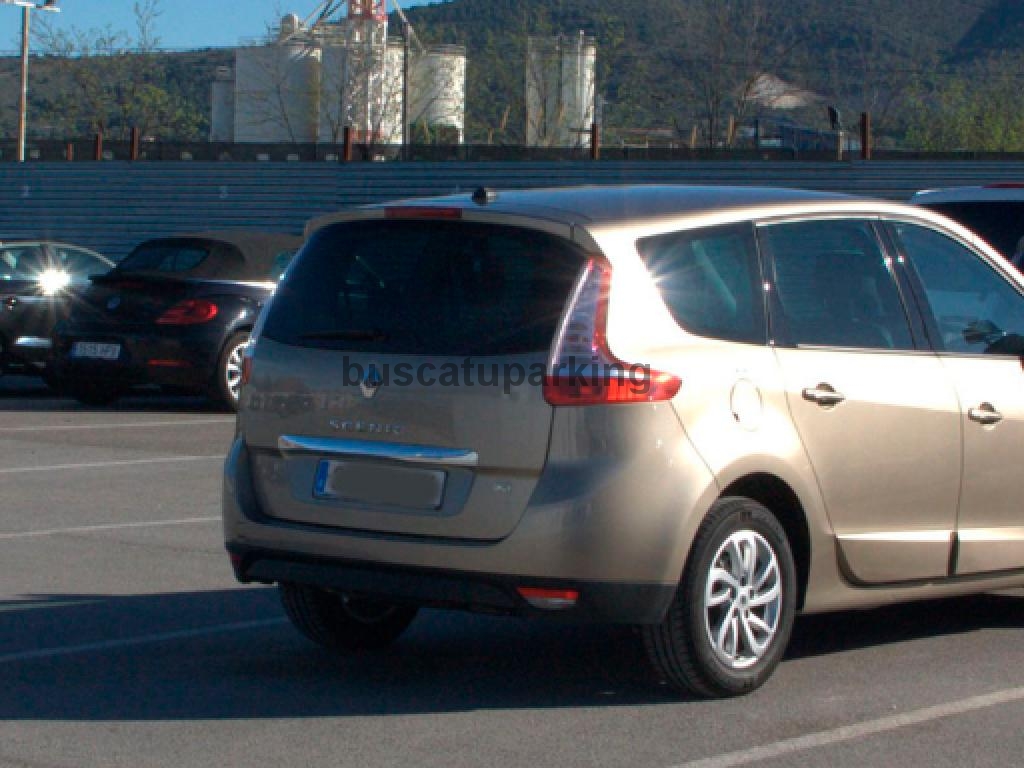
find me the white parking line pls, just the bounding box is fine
[0,516,220,540]
[0,455,224,474]
[0,617,288,665]
[672,686,1024,768]
[0,418,235,433]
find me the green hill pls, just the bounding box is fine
[2,0,1022,149]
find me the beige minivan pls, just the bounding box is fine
[223,185,1024,697]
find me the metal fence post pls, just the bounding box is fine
[342,126,353,163]
[860,112,872,160]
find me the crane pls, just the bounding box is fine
[295,0,423,53]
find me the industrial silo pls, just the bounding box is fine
[406,45,467,144]
[316,20,400,146]
[525,33,596,148]
[233,16,322,143]
[209,66,235,142]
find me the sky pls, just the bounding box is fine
[3,0,440,52]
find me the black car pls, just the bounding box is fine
[53,230,302,409]
[0,241,114,382]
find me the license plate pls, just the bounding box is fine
[314,460,446,509]
[71,341,121,360]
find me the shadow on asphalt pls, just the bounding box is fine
[3,588,1024,719]
[0,374,225,413]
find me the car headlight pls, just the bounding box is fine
[38,269,71,296]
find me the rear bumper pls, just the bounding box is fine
[53,325,225,392]
[3,336,52,372]
[223,405,720,625]
[227,543,676,623]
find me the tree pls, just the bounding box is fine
[903,53,1024,151]
[660,0,809,149]
[29,0,208,141]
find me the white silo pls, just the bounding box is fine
[526,33,597,148]
[233,16,322,143]
[407,45,467,144]
[315,15,400,146]
[210,66,235,142]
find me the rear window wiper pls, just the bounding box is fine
[298,329,390,342]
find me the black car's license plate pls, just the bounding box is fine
[314,460,446,509]
[71,341,121,360]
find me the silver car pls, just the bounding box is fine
[223,185,1024,697]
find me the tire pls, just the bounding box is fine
[68,381,122,406]
[643,496,797,698]
[279,582,419,652]
[211,331,249,412]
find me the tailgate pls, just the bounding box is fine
[238,216,588,540]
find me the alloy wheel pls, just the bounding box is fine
[703,530,782,669]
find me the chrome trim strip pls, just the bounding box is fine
[277,435,479,467]
[14,336,52,349]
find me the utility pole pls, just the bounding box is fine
[2,0,61,163]
[402,21,410,155]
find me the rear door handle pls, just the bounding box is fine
[801,384,845,407]
[968,403,1003,425]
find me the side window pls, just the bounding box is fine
[0,248,17,279]
[891,222,1024,356]
[759,219,914,350]
[269,250,297,281]
[1,246,46,280]
[55,247,110,282]
[637,223,766,344]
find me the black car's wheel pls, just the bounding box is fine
[211,331,249,411]
[643,496,797,698]
[68,381,122,407]
[280,582,419,652]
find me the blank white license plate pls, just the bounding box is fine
[71,341,121,360]
[314,460,445,509]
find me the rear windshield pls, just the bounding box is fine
[923,201,1024,261]
[261,219,585,355]
[118,243,209,273]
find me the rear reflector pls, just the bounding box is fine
[147,359,192,368]
[385,206,463,219]
[544,258,681,405]
[516,586,580,610]
[240,352,254,387]
[156,298,219,325]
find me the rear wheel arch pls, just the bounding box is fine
[720,473,810,611]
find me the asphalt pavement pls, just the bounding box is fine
[3,374,1024,768]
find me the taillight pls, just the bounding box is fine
[543,258,681,406]
[384,206,463,219]
[239,298,272,389]
[156,298,219,325]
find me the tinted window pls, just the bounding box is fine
[892,222,1024,356]
[759,219,914,350]
[262,220,585,356]
[54,246,110,281]
[269,250,297,281]
[119,243,208,273]
[923,201,1024,261]
[0,246,47,280]
[638,223,765,344]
